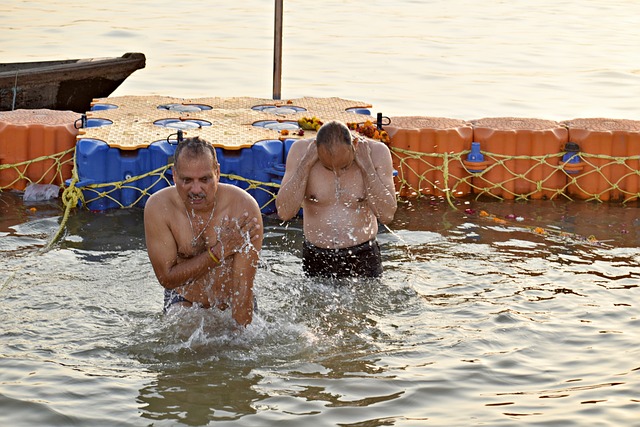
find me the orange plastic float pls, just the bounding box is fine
[2,99,640,207]
[386,117,473,198]
[0,109,81,191]
[563,118,640,202]
[470,118,569,200]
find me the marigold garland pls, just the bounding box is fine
[465,208,608,247]
[347,120,390,144]
[298,116,323,131]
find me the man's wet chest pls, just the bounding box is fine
[306,165,366,204]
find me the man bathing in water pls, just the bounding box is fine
[144,136,263,327]
[276,120,397,278]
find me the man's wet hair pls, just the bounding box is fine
[316,121,352,147]
[173,136,218,168]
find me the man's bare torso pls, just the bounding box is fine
[167,187,238,309]
[302,161,378,249]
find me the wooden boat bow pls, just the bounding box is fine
[0,52,146,113]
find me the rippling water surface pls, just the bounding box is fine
[1,193,639,426]
[1,0,639,120]
[1,1,640,426]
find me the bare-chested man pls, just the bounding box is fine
[144,136,263,327]
[276,120,397,278]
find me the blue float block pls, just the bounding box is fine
[263,138,301,217]
[283,138,296,161]
[217,139,284,214]
[70,138,287,213]
[71,138,175,210]
[267,138,296,183]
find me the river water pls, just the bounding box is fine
[1,1,640,426]
[2,0,639,120]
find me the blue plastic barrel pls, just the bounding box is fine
[562,142,582,174]
[466,142,486,173]
[71,138,176,210]
[216,139,284,214]
[70,137,289,213]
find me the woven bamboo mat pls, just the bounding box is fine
[81,96,374,150]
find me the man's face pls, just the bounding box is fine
[317,142,355,175]
[173,151,219,211]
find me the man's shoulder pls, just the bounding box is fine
[369,138,391,151]
[289,137,313,151]
[369,139,392,159]
[292,137,313,146]
[219,183,260,207]
[146,185,177,209]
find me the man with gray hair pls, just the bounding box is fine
[276,120,397,278]
[144,136,263,327]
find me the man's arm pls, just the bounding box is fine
[276,139,317,221]
[229,192,264,327]
[230,243,259,327]
[144,193,217,290]
[355,138,398,224]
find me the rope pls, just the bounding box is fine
[42,148,83,252]
[389,147,640,203]
[3,144,640,254]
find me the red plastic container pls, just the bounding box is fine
[386,117,473,198]
[0,109,80,191]
[563,118,640,202]
[471,118,568,200]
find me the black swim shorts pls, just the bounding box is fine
[302,239,383,278]
[163,288,189,312]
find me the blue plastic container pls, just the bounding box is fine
[71,138,288,213]
[466,142,486,173]
[562,142,582,174]
[217,139,285,214]
[283,138,296,161]
[71,138,176,210]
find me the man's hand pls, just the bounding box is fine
[276,138,320,221]
[302,139,319,166]
[354,137,375,173]
[214,213,261,257]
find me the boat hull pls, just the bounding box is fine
[0,52,145,113]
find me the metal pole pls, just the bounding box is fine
[273,0,283,100]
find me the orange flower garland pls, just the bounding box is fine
[347,120,390,144]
